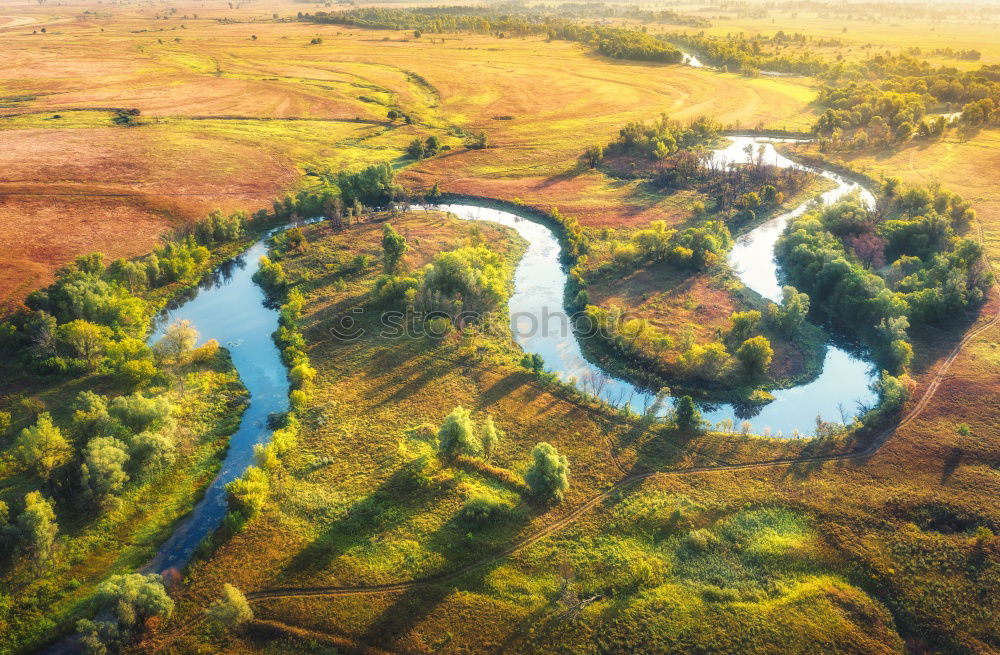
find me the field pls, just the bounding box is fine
[0,0,819,308]
[1,1,999,654]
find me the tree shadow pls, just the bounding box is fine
[941,446,963,483]
[280,458,451,579]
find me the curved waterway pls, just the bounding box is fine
[431,137,877,435]
[142,138,876,571]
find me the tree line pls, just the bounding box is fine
[296,8,685,64]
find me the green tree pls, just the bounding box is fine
[17,491,58,570]
[481,415,500,461]
[155,319,198,363]
[205,583,253,632]
[15,412,71,481]
[525,442,570,503]
[771,285,810,334]
[736,335,773,376]
[674,395,701,431]
[81,437,130,500]
[381,223,409,273]
[407,138,425,160]
[59,319,112,369]
[77,573,173,653]
[728,310,761,343]
[437,406,481,458]
[72,391,112,438]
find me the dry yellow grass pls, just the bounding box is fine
[0,0,823,305]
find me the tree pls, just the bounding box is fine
[381,223,409,273]
[728,310,761,343]
[425,135,441,156]
[736,336,773,376]
[59,319,112,369]
[520,352,544,373]
[155,319,198,362]
[437,406,481,458]
[771,285,810,335]
[205,583,253,632]
[525,442,569,503]
[17,492,58,570]
[407,138,425,160]
[481,415,500,461]
[81,437,130,500]
[72,391,112,438]
[674,395,701,431]
[583,143,604,168]
[77,573,173,653]
[16,413,71,481]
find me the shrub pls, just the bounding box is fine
[205,584,253,632]
[226,466,269,518]
[458,494,512,528]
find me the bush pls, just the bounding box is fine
[205,583,253,632]
[458,494,512,528]
[525,442,569,503]
[226,466,269,518]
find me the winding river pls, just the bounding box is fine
[142,137,877,572]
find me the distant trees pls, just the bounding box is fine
[525,442,570,503]
[776,187,991,374]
